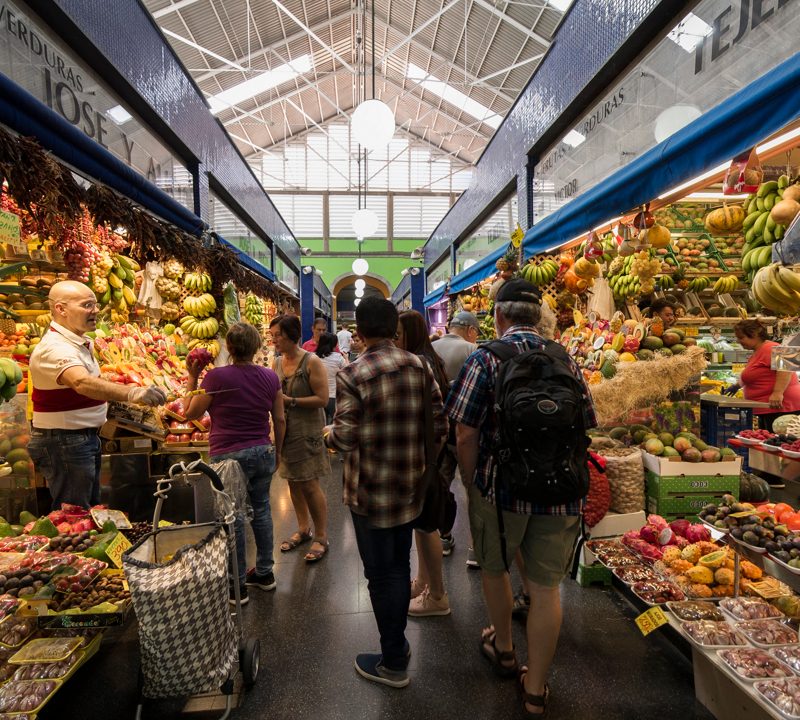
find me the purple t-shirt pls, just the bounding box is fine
[201,364,281,456]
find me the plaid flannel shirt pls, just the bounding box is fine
[329,340,448,528]
[445,325,597,515]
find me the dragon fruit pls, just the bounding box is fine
[659,527,677,546]
[685,523,711,543]
[622,534,663,561]
[669,519,691,536]
[647,514,668,530]
[639,525,659,544]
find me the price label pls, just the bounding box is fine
[635,606,668,636]
[158,520,174,528]
[511,223,524,248]
[104,532,132,569]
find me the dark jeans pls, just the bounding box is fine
[27,427,101,509]
[211,444,276,588]
[350,511,414,671]
[325,397,336,425]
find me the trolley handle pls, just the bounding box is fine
[191,461,225,493]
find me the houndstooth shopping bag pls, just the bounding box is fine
[123,525,237,699]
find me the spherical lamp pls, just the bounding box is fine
[354,298,361,307]
[351,99,395,152]
[352,258,369,276]
[654,104,702,143]
[355,287,365,298]
[351,208,378,238]
[354,278,366,290]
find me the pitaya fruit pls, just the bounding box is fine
[56,522,72,535]
[647,514,668,530]
[674,535,690,549]
[658,527,676,546]
[669,519,691,537]
[639,525,659,544]
[685,524,711,543]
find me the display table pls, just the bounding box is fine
[728,439,800,478]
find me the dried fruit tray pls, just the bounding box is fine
[666,600,725,622]
[755,678,800,719]
[681,620,749,649]
[718,648,795,682]
[720,597,786,621]
[630,581,685,606]
[0,678,62,714]
[772,646,800,675]
[612,565,661,585]
[735,620,799,648]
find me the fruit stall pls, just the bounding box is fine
[0,125,288,518]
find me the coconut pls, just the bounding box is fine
[771,199,800,226]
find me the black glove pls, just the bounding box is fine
[722,384,740,397]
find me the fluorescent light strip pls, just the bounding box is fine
[657,162,729,199]
[406,63,502,129]
[208,55,313,114]
[548,0,573,11]
[687,192,750,200]
[757,125,800,154]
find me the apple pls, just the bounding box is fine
[165,434,180,443]
[191,431,202,441]
[166,400,183,414]
[199,414,212,430]
[169,420,182,430]
[178,434,191,444]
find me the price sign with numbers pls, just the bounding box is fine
[635,606,668,636]
[511,223,524,248]
[104,532,132,569]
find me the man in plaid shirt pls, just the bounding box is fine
[446,278,596,716]
[325,297,447,688]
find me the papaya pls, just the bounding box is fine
[18,510,36,525]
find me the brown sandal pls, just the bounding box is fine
[304,540,329,563]
[480,627,518,678]
[519,667,550,717]
[280,530,313,552]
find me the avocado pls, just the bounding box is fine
[0,522,14,538]
[18,511,36,526]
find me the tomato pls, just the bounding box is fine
[779,508,797,524]
[774,502,794,519]
[785,514,800,532]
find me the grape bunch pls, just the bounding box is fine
[630,251,661,280]
[61,227,100,282]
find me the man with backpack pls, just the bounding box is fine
[445,278,596,717]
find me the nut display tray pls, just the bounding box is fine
[666,601,725,623]
[9,637,82,664]
[755,678,800,719]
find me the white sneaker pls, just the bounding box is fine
[466,548,479,568]
[408,589,451,617]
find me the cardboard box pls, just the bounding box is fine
[646,470,739,499]
[642,451,741,477]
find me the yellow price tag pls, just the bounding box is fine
[511,223,524,248]
[635,606,668,636]
[158,520,174,528]
[104,532,132,569]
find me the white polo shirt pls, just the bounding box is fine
[29,322,107,430]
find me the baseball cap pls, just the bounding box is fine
[495,278,541,303]
[450,311,480,330]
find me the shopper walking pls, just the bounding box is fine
[272,315,331,562]
[395,310,452,617]
[336,325,353,355]
[28,281,166,509]
[432,311,480,560]
[349,333,365,362]
[183,322,285,604]
[324,298,448,688]
[446,279,596,716]
[316,331,347,424]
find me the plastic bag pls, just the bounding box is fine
[597,447,644,514]
[587,277,614,320]
[222,282,240,326]
[210,459,253,522]
[723,148,762,195]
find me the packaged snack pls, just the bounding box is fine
[723,147,762,195]
[719,648,794,680]
[9,637,82,664]
[772,646,800,674]
[0,615,36,648]
[720,597,785,621]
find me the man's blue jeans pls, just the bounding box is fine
[350,511,414,671]
[28,428,101,509]
[211,444,276,589]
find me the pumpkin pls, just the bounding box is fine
[704,204,745,234]
[645,224,671,248]
[558,252,574,268]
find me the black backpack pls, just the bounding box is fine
[486,339,591,507]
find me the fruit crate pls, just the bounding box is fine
[700,402,754,448]
[575,562,612,587]
[646,470,740,498]
[646,493,732,517]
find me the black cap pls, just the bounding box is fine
[495,278,540,304]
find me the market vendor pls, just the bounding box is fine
[648,298,676,327]
[725,319,800,433]
[28,281,167,510]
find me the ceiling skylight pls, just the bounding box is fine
[406,63,502,129]
[668,13,712,53]
[208,55,313,114]
[548,0,573,11]
[562,129,585,148]
[107,105,133,125]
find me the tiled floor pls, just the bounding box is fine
[41,460,715,720]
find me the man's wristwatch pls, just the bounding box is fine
[290,397,297,408]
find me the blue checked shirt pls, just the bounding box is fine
[445,325,597,515]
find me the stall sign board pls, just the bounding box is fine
[0,210,22,252]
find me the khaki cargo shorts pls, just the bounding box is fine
[467,484,580,587]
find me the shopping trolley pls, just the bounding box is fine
[123,460,259,720]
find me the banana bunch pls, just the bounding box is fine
[244,294,264,326]
[187,337,221,358]
[741,175,791,254]
[541,293,557,311]
[656,275,675,290]
[686,277,711,292]
[742,245,773,275]
[163,259,184,280]
[712,275,739,294]
[600,232,618,263]
[184,271,212,292]
[36,312,52,328]
[752,263,800,315]
[96,254,139,318]
[520,259,558,286]
[608,272,641,301]
[183,293,216,318]
[180,315,220,339]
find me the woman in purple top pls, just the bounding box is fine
[184,322,285,604]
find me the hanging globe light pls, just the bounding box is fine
[351,208,378,238]
[355,287,365,298]
[354,278,366,290]
[351,99,395,152]
[352,258,369,276]
[354,298,361,307]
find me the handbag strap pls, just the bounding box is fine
[422,362,435,467]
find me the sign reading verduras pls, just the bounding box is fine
[0,0,193,209]
[533,0,799,222]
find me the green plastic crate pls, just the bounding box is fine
[576,563,613,587]
[647,494,729,516]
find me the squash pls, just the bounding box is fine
[563,267,588,294]
[704,204,745,234]
[644,223,671,248]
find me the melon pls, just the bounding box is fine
[637,349,654,361]
[705,205,745,234]
[619,352,637,362]
[644,438,665,456]
[670,344,686,354]
[661,332,681,347]
[646,224,672,248]
[642,336,664,350]
[771,199,800,226]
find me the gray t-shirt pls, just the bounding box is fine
[433,333,477,383]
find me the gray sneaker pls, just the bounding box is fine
[466,547,479,568]
[440,533,455,556]
[355,653,409,688]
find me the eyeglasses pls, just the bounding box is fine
[72,301,101,311]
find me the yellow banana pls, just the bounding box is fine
[776,265,800,293]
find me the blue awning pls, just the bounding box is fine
[448,244,506,294]
[216,235,276,282]
[423,284,447,307]
[523,52,800,256]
